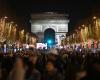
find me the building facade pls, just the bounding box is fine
[31,12,69,45]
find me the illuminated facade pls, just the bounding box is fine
[31,12,69,45]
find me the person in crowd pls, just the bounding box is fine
[75,68,87,80]
[0,63,2,80]
[8,57,25,80]
[0,48,100,80]
[25,54,41,80]
[81,62,100,80]
[43,60,63,80]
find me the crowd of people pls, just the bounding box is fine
[0,48,100,80]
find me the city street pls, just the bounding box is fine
[0,0,100,80]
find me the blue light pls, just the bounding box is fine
[47,40,52,44]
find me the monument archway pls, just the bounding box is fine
[31,12,69,45]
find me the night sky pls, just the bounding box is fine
[0,0,100,32]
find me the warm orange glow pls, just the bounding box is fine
[93,16,96,19]
[4,16,7,19]
[82,24,85,27]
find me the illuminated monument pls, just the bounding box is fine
[31,12,69,45]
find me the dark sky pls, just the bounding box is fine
[0,0,100,32]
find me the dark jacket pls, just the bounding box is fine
[43,69,63,80]
[26,69,41,80]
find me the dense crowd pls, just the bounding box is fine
[0,49,100,80]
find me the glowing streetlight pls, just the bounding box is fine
[82,24,85,28]
[93,16,96,19]
[4,16,7,19]
[82,24,85,27]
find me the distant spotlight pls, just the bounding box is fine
[47,40,52,44]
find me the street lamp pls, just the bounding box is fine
[4,16,7,19]
[93,16,96,20]
[82,24,85,27]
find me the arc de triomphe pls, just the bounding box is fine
[31,12,69,45]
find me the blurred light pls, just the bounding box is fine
[93,16,96,19]
[26,44,29,49]
[82,24,85,28]
[15,24,18,26]
[20,48,22,51]
[82,24,85,27]
[4,44,7,53]
[47,40,52,44]
[14,49,17,53]
[11,21,14,24]
[4,16,7,19]
[78,27,81,30]
[75,29,77,31]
